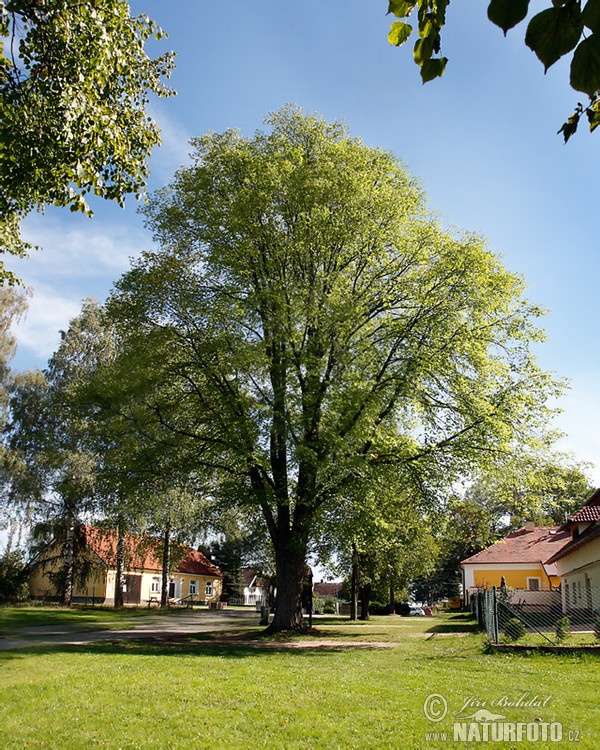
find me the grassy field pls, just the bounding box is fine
[1,610,599,748]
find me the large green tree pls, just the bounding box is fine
[109,106,560,631]
[386,0,600,141]
[0,0,174,283]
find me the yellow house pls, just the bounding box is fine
[460,523,571,605]
[29,526,222,605]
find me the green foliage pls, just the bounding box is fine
[594,612,600,642]
[555,615,571,642]
[386,0,600,141]
[0,549,29,602]
[0,286,28,425]
[0,1,174,282]
[504,616,526,641]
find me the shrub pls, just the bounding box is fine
[396,601,411,616]
[555,616,570,643]
[504,617,526,641]
[0,551,30,603]
[368,600,388,615]
[595,613,600,643]
[323,596,338,614]
[312,596,324,614]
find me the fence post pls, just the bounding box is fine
[492,586,499,644]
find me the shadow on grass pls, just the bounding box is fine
[0,637,376,661]
[426,613,480,634]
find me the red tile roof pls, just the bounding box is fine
[314,581,343,598]
[460,526,571,566]
[566,505,600,524]
[82,526,221,577]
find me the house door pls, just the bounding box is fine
[124,574,142,605]
[169,581,175,599]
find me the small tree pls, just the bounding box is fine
[504,617,526,642]
[555,616,571,643]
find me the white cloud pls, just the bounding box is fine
[17,212,147,283]
[11,288,82,369]
[9,211,151,371]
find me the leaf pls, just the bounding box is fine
[582,0,600,32]
[525,6,583,72]
[413,34,436,65]
[570,33,600,95]
[487,0,530,36]
[420,57,448,83]
[557,110,581,142]
[387,1,416,18]
[388,21,413,47]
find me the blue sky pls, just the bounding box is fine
[8,1,600,481]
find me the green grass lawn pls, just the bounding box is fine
[1,612,599,749]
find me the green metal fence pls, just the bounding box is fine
[471,585,600,646]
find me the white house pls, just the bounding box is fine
[545,489,600,616]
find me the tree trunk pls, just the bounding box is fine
[389,578,396,615]
[350,543,359,620]
[359,582,371,621]
[61,522,75,607]
[114,520,125,609]
[265,531,308,632]
[161,522,171,608]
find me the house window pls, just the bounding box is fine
[189,580,198,596]
[205,581,213,597]
[527,577,540,591]
[151,577,160,594]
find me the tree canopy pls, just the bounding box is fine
[107,106,561,630]
[0,0,174,283]
[386,0,600,141]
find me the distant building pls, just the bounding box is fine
[29,525,222,605]
[241,568,270,606]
